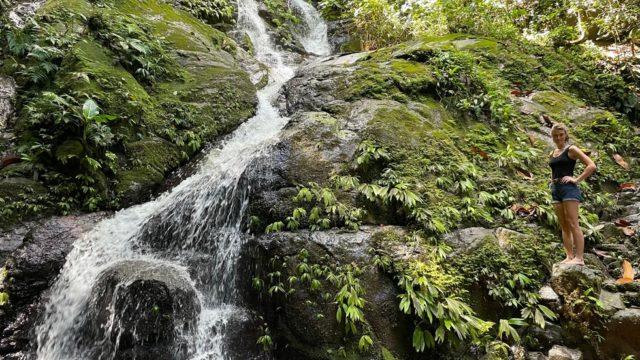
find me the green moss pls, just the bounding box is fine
[530,91,585,121]
[364,104,434,153]
[111,0,231,53]
[157,64,256,140]
[54,139,85,162]
[336,58,435,102]
[0,291,8,306]
[64,39,159,130]
[0,177,47,200]
[0,163,33,178]
[37,0,92,16]
[115,137,181,203]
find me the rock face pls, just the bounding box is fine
[0,77,17,130]
[599,308,640,359]
[244,108,369,226]
[244,227,412,360]
[550,263,603,297]
[81,260,201,360]
[0,212,108,358]
[326,19,360,53]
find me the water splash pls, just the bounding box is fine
[290,0,332,56]
[34,0,330,358]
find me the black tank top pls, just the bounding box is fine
[549,145,576,180]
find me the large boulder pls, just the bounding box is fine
[244,226,413,360]
[0,212,108,357]
[81,260,201,360]
[550,263,603,298]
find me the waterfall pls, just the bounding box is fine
[290,0,331,56]
[34,0,330,358]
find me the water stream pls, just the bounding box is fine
[34,0,330,358]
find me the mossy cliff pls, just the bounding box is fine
[244,35,640,359]
[0,0,258,226]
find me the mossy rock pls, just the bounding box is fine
[62,39,159,130]
[115,137,182,204]
[4,0,260,216]
[0,163,33,178]
[362,100,440,154]
[54,139,85,163]
[0,177,46,200]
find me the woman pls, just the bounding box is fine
[548,123,597,265]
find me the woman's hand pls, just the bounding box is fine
[560,176,578,184]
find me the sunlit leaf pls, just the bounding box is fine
[616,260,635,284]
[613,153,630,170]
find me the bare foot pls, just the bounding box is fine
[560,256,573,264]
[566,258,585,265]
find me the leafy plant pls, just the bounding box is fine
[397,261,493,351]
[169,0,235,25]
[88,14,175,84]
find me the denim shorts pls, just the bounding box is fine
[550,183,583,203]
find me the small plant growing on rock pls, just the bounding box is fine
[257,322,273,351]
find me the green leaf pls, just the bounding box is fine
[82,99,99,120]
[412,327,425,352]
[93,114,117,123]
[358,334,373,351]
[0,292,9,306]
[538,304,557,320]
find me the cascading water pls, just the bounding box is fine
[34,0,330,358]
[289,0,331,56]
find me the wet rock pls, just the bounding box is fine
[0,212,108,357]
[326,19,360,53]
[244,109,368,226]
[621,292,640,307]
[0,224,31,265]
[599,308,640,359]
[8,0,45,28]
[280,54,359,115]
[547,345,582,360]
[83,260,200,360]
[212,308,269,360]
[510,345,527,360]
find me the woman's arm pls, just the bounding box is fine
[563,146,596,184]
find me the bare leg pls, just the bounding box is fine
[563,200,584,265]
[553,202,574,262]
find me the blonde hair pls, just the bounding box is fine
[551,122,569,141]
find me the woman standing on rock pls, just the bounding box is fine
[549,123,597,265]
